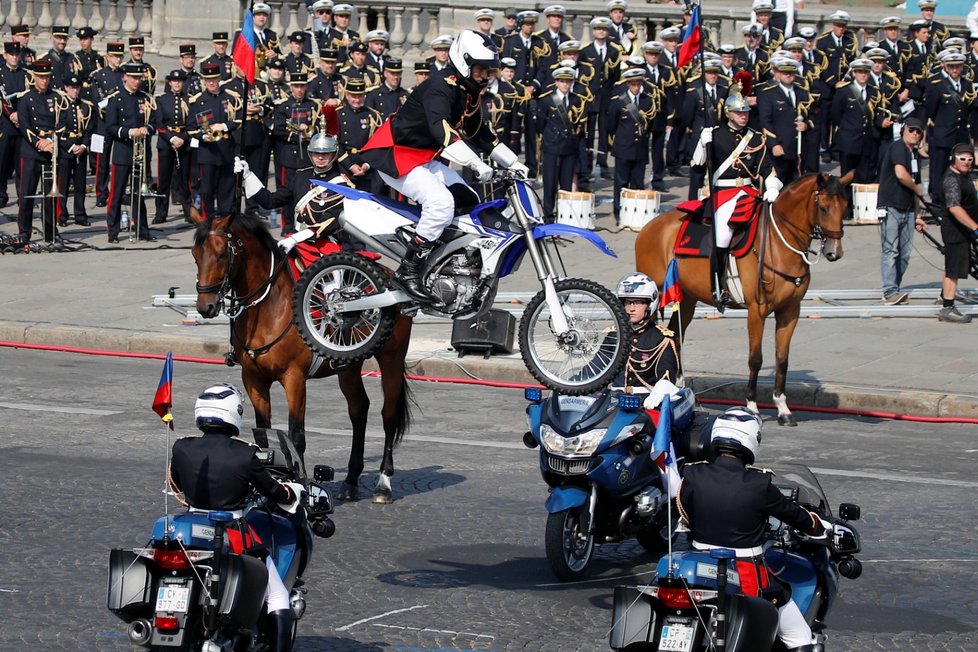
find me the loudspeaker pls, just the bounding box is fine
[451,308,516,359]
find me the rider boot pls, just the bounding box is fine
[395,234,437,302]
[269,609,294,652]
[786,646,815,652]
[711,246,732,312]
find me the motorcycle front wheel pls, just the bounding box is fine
[519,278,629,395]
[292,252,398,363]
[545,508,594,582]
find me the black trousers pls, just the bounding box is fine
[278,165,298,231]
[613,157,646,218]
[541,151,578,219]
[649,130,667,183]
[522,100,538,175]
[57,150,90,220]
[586,104,610,171]
[95,139,113,203]
[688,167,706,201]
[155,146,191,220]
[198,161,236,219]
[929,145,952,206]
[17,156,57,242]
[770,12,788,35]
[242,141,265,215]
[772,155,799,187]
[840,151,876,219]
[0,133,21,204]
[107,163,149,239]
[667,124,686,171]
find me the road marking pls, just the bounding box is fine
[0,588,18,593]
[0,401,123,416]
[863,558,978,563]
[290,424,526,450]
[809,467,978,489]
[335,604,429,632]
[535,569,656,588]
[373,623,494,640]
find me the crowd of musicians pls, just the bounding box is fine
[1,0,974,244]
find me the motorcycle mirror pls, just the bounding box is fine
[838,502,861,521]
[314,464,335,482]
[522,431,539,449]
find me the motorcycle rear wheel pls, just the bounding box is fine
[292,252,398,363]
[545,508,594,582]
[519,278,629,395]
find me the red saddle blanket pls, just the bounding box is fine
[287,239,382,281]
[673,198,760,259]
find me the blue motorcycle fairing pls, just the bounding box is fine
[764,548,820,615]
[246,510,306,585]
[655,551,744,591]
[532,224,617,258]
[151,512,225,549]
[546,486,590,513]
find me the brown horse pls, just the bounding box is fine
[191,210,414,503]
[636,172,853,425]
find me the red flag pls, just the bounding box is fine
[661,257,683,309]
[232,9,257,84]
[152,352,174,429]
[678,5,702,69]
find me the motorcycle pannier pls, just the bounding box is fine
[107,548,153,621]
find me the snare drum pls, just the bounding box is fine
[619,189,660,231]
[557,190,595,229]
[852,183,880,225]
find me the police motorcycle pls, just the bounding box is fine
[288,166,629,395]
[106,428,336,651]
[523,379,702,582]
[609,459,862,651]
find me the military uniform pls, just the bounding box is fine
[16,65,63,243]
[284,50,315,80]
[606,81,653,220]
[40,46,80,89]
[261,69,290,193]
[103,71,156,240]
[153,83,192,222]
[0,56,27,207]
[307,67,343,102]
[925,73,977,204]
[187,76,241,217]
[612,322,679,390]
[321,26,360,64]
[482,77,524,150]
[365,79,408,120]
[335,99,382,192]
[736,46,770,84]
[642,62,679,187]
[757,82,814,185]
[502,28,543,175]
[815,30,858,152]
[580,40,623,175]
[534,27,572,75]
[250,166,349,235]
[831,79,886,188]
[90,59,124,205]
[55,81,94,225]
[127,58,157,95]
[339,61,380,91]
[271,89,321,231]
[684,78,729,200]
[200,42,233,82]
[536,84,587,220]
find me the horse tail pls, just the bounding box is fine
[392,371,414,448]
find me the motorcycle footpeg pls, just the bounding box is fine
[313,464,335,482]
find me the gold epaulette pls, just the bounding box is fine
[746,464,775,475]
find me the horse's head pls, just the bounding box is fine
[191,211,245,319]
[813,170,853,261]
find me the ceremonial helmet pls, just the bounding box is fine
[194,383,245,435]
[725,89,750,114]
[308,133,339,167]
[710,407,763,463]
[449,29,500,93]
[616,272,659,324]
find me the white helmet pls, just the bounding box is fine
[195,383,245,435]
[449,29,500,92]
[616,272,660,324]
[710,407,762,463]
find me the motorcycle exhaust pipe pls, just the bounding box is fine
[127,619,153,646]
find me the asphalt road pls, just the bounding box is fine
[1,349,976,651]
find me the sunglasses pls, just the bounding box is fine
[955,156,974,162]
[907,128,922,135]
[316,9,330,13]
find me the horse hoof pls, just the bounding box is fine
[372,488,393,504]
[778,414,798,427]
[336,482,360,501]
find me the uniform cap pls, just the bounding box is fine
[76,27,98,39]
[942,36,966,51]
[918,0,937,9]
[717,42,737,54]
[590,17,613,30]
[702,58,721,73]
[288,71,309,84]
[504,8,519,19]
[344,77,366,93]
[658,26,681,41]
[106,42,125,56]
[414,61,429,73]
[365,29,389,42]
[166,68,189,81]
[861,41,879,52]
[642,40,664,54]
[121,61,145,76]
[129,35,145,48]
[63,73,83,86]
[289,31,306,43]
[828,11,851,25]
[879,16,902,28]
[517,10,539,25]
[848,57,872,72]
[865,47,890,61]
[742,23,764,36]
[910,19,930,31]
[267,58,286,70]
[253,2,272,14]
[942,51,966,65]
[3,42,21,54]
[311,0,333,11]
[30,59,53,75]
[558,57,578,68]
[773,57,800,73]
[607,0,628,10]
[798,26,817,39]
[212,32,229,42]
[319,47,339,61]
[543,5,566,17]
[331,3,354,16]
[200,62,222,78]
[625,54,644,67]
[621,67,645,81]
[751,0,774,13]
[431,34,453,49]
[500,56,517,68]
[474,8,495,20]
[386,57,402,72]
[558,40,581,52]
[10,24,29,36]
[552,66,577,80]
[179,43,196,56]
[52,25,70,37]
[348,40,367,53]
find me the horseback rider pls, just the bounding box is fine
[678,407,830,652]
[357,29,528,302]
[168,383,303,652]
[612,273,680,391]
[691,84,782,307]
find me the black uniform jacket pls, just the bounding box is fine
[170,432,290,510]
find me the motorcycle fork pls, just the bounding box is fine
[512,197,570,336]
[583,484,598,537]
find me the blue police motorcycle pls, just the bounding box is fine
[609,463,862,651]
[523,386,702,581]
[106,429,336,651]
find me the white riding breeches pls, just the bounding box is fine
[778,599,814,648]
[713,189,747,249]
[379,162,470,242]
[264,555,290,612]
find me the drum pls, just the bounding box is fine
[619,189,660,231]
[852,183,880,225]
[557,190,595,230]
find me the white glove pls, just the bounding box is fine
[233,156,250,175]
[509,160,529,178]
[242,170,264,199]
[213,122,228,132]
[763,175,783,203]
[489,143,519,168]
[278,228,315,253]
[277,481,305,514]
[471,159,493,182]
[699,126,714,145]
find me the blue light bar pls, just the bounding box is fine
[525,387,543,402]
[619,394,643,410]
[208,511,235,524]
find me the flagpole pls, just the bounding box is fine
[234,0,256,218]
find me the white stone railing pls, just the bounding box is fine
[0,0,155,45]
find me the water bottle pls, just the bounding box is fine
[269,209,279,228]
[120,209,129,230]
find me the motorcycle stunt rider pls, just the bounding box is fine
[357,30,528,301]
[611,273,680,391]
[691,84,781,309]
[168,383,304,652]
[677,408,830,652]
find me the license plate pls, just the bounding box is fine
[156,586,191,613]
[659,620,695,652]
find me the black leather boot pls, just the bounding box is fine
[395,235,436,302]
[786,645,815,652]
[269,609,294,652]
[711,246,732,311]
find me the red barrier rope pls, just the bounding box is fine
[4,341,977,424]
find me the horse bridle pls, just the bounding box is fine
[195,230,245,314]
[768,189,845,268]
[195,228,285,319]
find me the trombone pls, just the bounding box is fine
[129,134,163,242]
[25,130,61,241]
